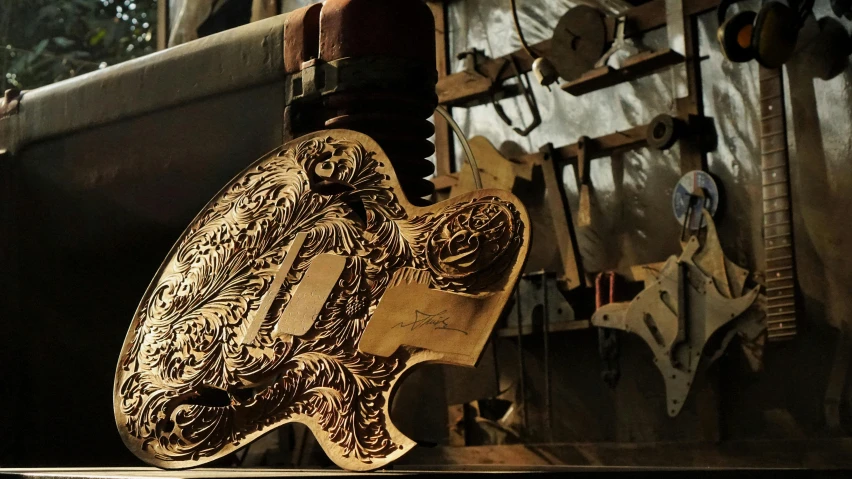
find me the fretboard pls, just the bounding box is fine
[759,66,797,341]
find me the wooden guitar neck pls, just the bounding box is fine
[759,66,798,341]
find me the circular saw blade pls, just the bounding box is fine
[550,5,608,82]
[672,170,720,227]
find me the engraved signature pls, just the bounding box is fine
[394,310,468,335]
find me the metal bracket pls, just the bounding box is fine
[457,48,491,79]
[594,16,626,69]
[456,48,513,99]
[284,56,436,106]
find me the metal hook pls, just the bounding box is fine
[491,56,542,137]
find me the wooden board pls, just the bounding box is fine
[397,438,852,469]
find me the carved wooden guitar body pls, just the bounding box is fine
[114,130,530,471]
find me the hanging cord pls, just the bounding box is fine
[510,0,538,60]
[436,106,483,189]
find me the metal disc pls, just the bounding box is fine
[672,170,720,227]
[550,6,608,82]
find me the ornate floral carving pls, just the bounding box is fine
[426,199,523,292]
[114,131,526,471]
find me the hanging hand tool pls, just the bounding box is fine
[492,57,542,137]
[576,136,593,227]
[456,49,541,137]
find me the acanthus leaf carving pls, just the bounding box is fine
[114,130,529,471]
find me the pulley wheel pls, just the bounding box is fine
[550,6,608,82]
[646,113,684,151]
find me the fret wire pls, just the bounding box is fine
[763,186,790,195]
[764,175,788,185]
[763,204,789,214]
[762,161,789,170]
[764,208,789,216]
[761,150,788,160]
[765,219,791,227]
[766,265,793,273]
[763,192,789,201]
[768,332,797,339]
[767,303,796,309]
[768,295,795,302]
[761,163,789,171]
[763,220,790,228]
[767,276,793,282]
[766,286,793,292]
[762,178,789,187]
[761,147,787,155]
[764,232,791,240]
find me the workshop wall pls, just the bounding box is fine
[162,0,852,453]
[447,0,852,337]
[440,0,852,445]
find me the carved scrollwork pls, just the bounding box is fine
[115,130,527,471]
[426,199,523,292]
